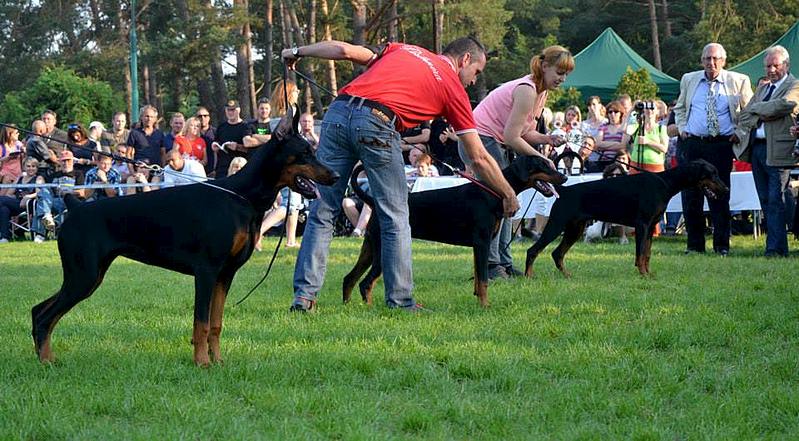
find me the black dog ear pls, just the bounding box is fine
[274,104,301,141]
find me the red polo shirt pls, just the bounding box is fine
[339,43,476,134]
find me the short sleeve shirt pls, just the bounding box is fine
[128,127,166,165]
[339,43,476,133]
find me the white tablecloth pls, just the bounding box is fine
[411,171,761,219]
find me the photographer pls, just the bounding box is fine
[621,101,668,173]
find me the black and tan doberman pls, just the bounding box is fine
[342,155,567,307]
[31,114,338,366]
[525,159,728,278]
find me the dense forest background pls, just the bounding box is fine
[0,0,796,125]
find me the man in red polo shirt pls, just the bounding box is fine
[282,37,518,312]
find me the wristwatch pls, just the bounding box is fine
[291,46,301,58]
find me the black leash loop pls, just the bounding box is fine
[236,220,286,306]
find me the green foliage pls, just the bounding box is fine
[546,86,583,111]
[0,67,124,128]
[616,67,659,101]
[2,236,799,438]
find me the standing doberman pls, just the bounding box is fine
[31,115,339,366]
[342,155,566,307]
[525,160,728,278]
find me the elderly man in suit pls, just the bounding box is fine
[734,45,799,257]
[673,43,753,256]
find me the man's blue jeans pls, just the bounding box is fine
[293,100,414,308]
[751,141,790,255]
[34,188,66,235]
[457,135,513,269]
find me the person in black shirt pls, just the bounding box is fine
[128,105,166,166]
[213,100,253,178]
[195,106,217,176]
[243,98,273,148]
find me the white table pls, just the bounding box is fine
[411,171,761,219]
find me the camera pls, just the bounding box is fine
[635,101,655,111]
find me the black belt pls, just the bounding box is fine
[686,134,730,143]
[335,95,397,127]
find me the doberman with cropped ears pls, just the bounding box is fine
[31,112,339,366]
[525,159,728,278]
[342,155,567,307]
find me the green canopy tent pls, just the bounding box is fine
[731,20,799,85]
[562,28,680,102]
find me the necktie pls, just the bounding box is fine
[763,84,775,101]
[706,81,720,136]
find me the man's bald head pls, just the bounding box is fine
[32,120,47,135]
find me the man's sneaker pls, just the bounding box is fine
[289,297,316,313]
[503,265,524,277]
[42,214,56,231]
[488,265,509,281]
[33,235,46,244]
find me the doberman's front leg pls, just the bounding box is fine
[473,239,490,308]
[525,215,566,277]
[551,220,587,278]
[192,272,217,367]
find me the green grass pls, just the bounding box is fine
[2,235,798,440]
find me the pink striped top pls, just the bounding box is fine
[473,76,547,143]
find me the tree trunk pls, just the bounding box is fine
[433,0,445,54]
[287,0,324,115]
[351,0,367,75]
[661,0,672,39]
[279,0,296,83]
[387,0,398,42]
[234,0,254,118]
[320,0,338,102]
[648,0,662,70]
[264,0,274,100]
[171,75,183,114]
[118,4,133,119]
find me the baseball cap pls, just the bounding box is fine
[59,150,74,161]
[225,99,239,109]
[89,121,105,131]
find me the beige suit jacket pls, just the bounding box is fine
[734,74,799,166]
[673,69,753,135]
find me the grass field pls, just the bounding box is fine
[2,235,798,440]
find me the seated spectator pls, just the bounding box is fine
[405,146,439,178]
[66,123,99,175]
[299,113,319,150]
[581,96,607,137]
[111,144,133,180]
[88,121,109,152]
[254,188,304,251]
[227,157,247,176]
[581,135,606,173]
[0,158,42,242]
[400,121,431,163]
[84,155,123,201]
[25,120,60,181]
[407,153,436,178]
[174,117,207,166]
[125,160,160,195]
[162,148,207,187]
[342,167,372,237]
[35,150,85,240]
[0,124,25,195]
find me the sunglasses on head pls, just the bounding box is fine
[68,123,80,130]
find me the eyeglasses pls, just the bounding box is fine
[197,114,210,118]
[608,110,621,114]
